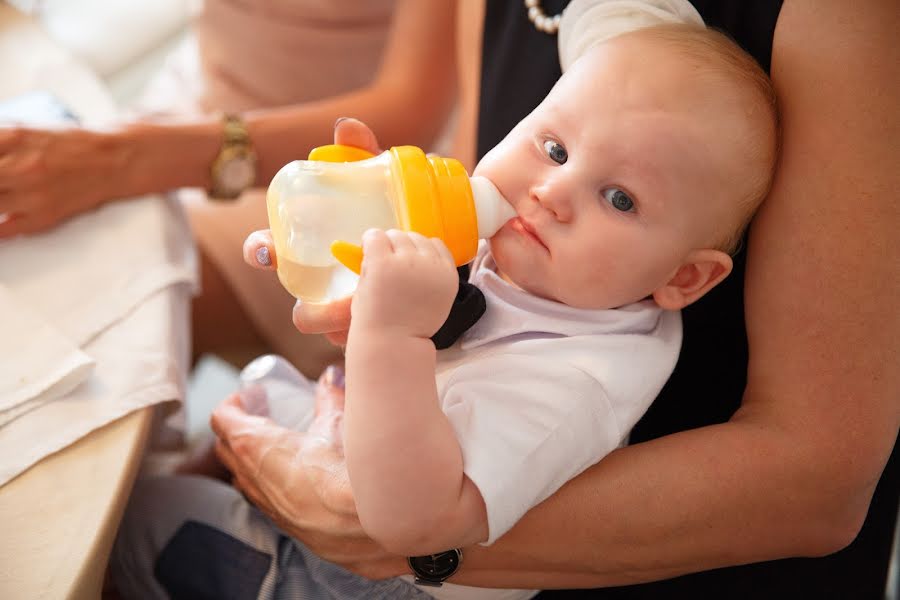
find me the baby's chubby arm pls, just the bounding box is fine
[343,229,489,556]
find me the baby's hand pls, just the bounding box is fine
[352,229,458,339]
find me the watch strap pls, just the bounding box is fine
[222,113,250,145]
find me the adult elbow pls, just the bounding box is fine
[787,476,875,558]
[801,502,869,557]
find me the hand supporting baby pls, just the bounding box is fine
[211,117,416,578]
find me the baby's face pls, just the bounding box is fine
[474,34,751,309]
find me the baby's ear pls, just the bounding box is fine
[652,249,733,310]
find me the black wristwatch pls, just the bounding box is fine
[407,549,463,587]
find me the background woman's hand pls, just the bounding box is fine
[0,126,129,237]
[210,366,408,579]
[242,116,384,346]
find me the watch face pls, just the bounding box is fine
[221,156,255,191]
[409,550,461,580]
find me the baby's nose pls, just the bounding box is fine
[533,177,573,222]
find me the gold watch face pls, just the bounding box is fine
[212,146,256,199]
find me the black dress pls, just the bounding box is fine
[476,1,899,597]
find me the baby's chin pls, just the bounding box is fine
[489,240,559,301]
[489,238,531,291]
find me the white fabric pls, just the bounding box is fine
[0,194,196,431]
[0,285,94,422]
[0,284,191,486]
[0,193,196,486]
[437,244,682,545]
[0,195,196,345]
[0,86,196,485]
[558,0,704,71]
[38,0,194,79]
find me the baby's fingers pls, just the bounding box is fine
[243,229,277,270]
[430,237,456,266]
[404,230,434,255]
[361,228,393,260]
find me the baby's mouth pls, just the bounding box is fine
[509,217,548,251]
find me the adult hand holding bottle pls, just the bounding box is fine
[244,117,383,346]
[220,117,407,576]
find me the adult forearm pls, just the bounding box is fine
[118,117,221,195]
[113,75,451,200]
[439,0,900,589]
[449,414,871,589]
[246,81,454,185]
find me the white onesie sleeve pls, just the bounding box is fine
[440,353,621,545]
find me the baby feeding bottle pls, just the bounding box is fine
[266,144,515,303]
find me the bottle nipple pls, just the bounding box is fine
[470,176,516,239]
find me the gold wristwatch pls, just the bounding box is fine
[209,113,257,200]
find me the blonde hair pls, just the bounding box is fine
[621,23,780,254]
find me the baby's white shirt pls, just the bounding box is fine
[436,244,682,544]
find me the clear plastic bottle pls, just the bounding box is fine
[238,354,316,431]
[266,144,515,303]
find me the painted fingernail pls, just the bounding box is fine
[255,246,271,266]
[333,116,349,130]
[322,364,345,390]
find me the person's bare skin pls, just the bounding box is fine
[213,0,899,588]
[0,0,458,371]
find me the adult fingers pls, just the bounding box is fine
[324,330,349,346]
[332,118,382,156]
[307,366,346,450]
[0,211,57,238]
[214,438,239,476]
[314,364,346,415]
[292,295,352,335]
[0,188,33,214]
[242,229,277,270]
[209,393,273,445]
[0,127,25,154]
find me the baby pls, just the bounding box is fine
[341,22,778,599]
[157,18,778,600]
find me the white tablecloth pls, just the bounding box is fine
[0,192,196,485]
[0,4,197,486]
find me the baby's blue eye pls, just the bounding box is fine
[602,188,635,212]
[543,140,567,164]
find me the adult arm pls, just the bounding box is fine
[0,0,456,236]
[445,0,900,587]
[220,0,898,585]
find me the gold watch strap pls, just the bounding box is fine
[222,113,250,145]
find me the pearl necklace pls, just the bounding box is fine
[524,0,562,34]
